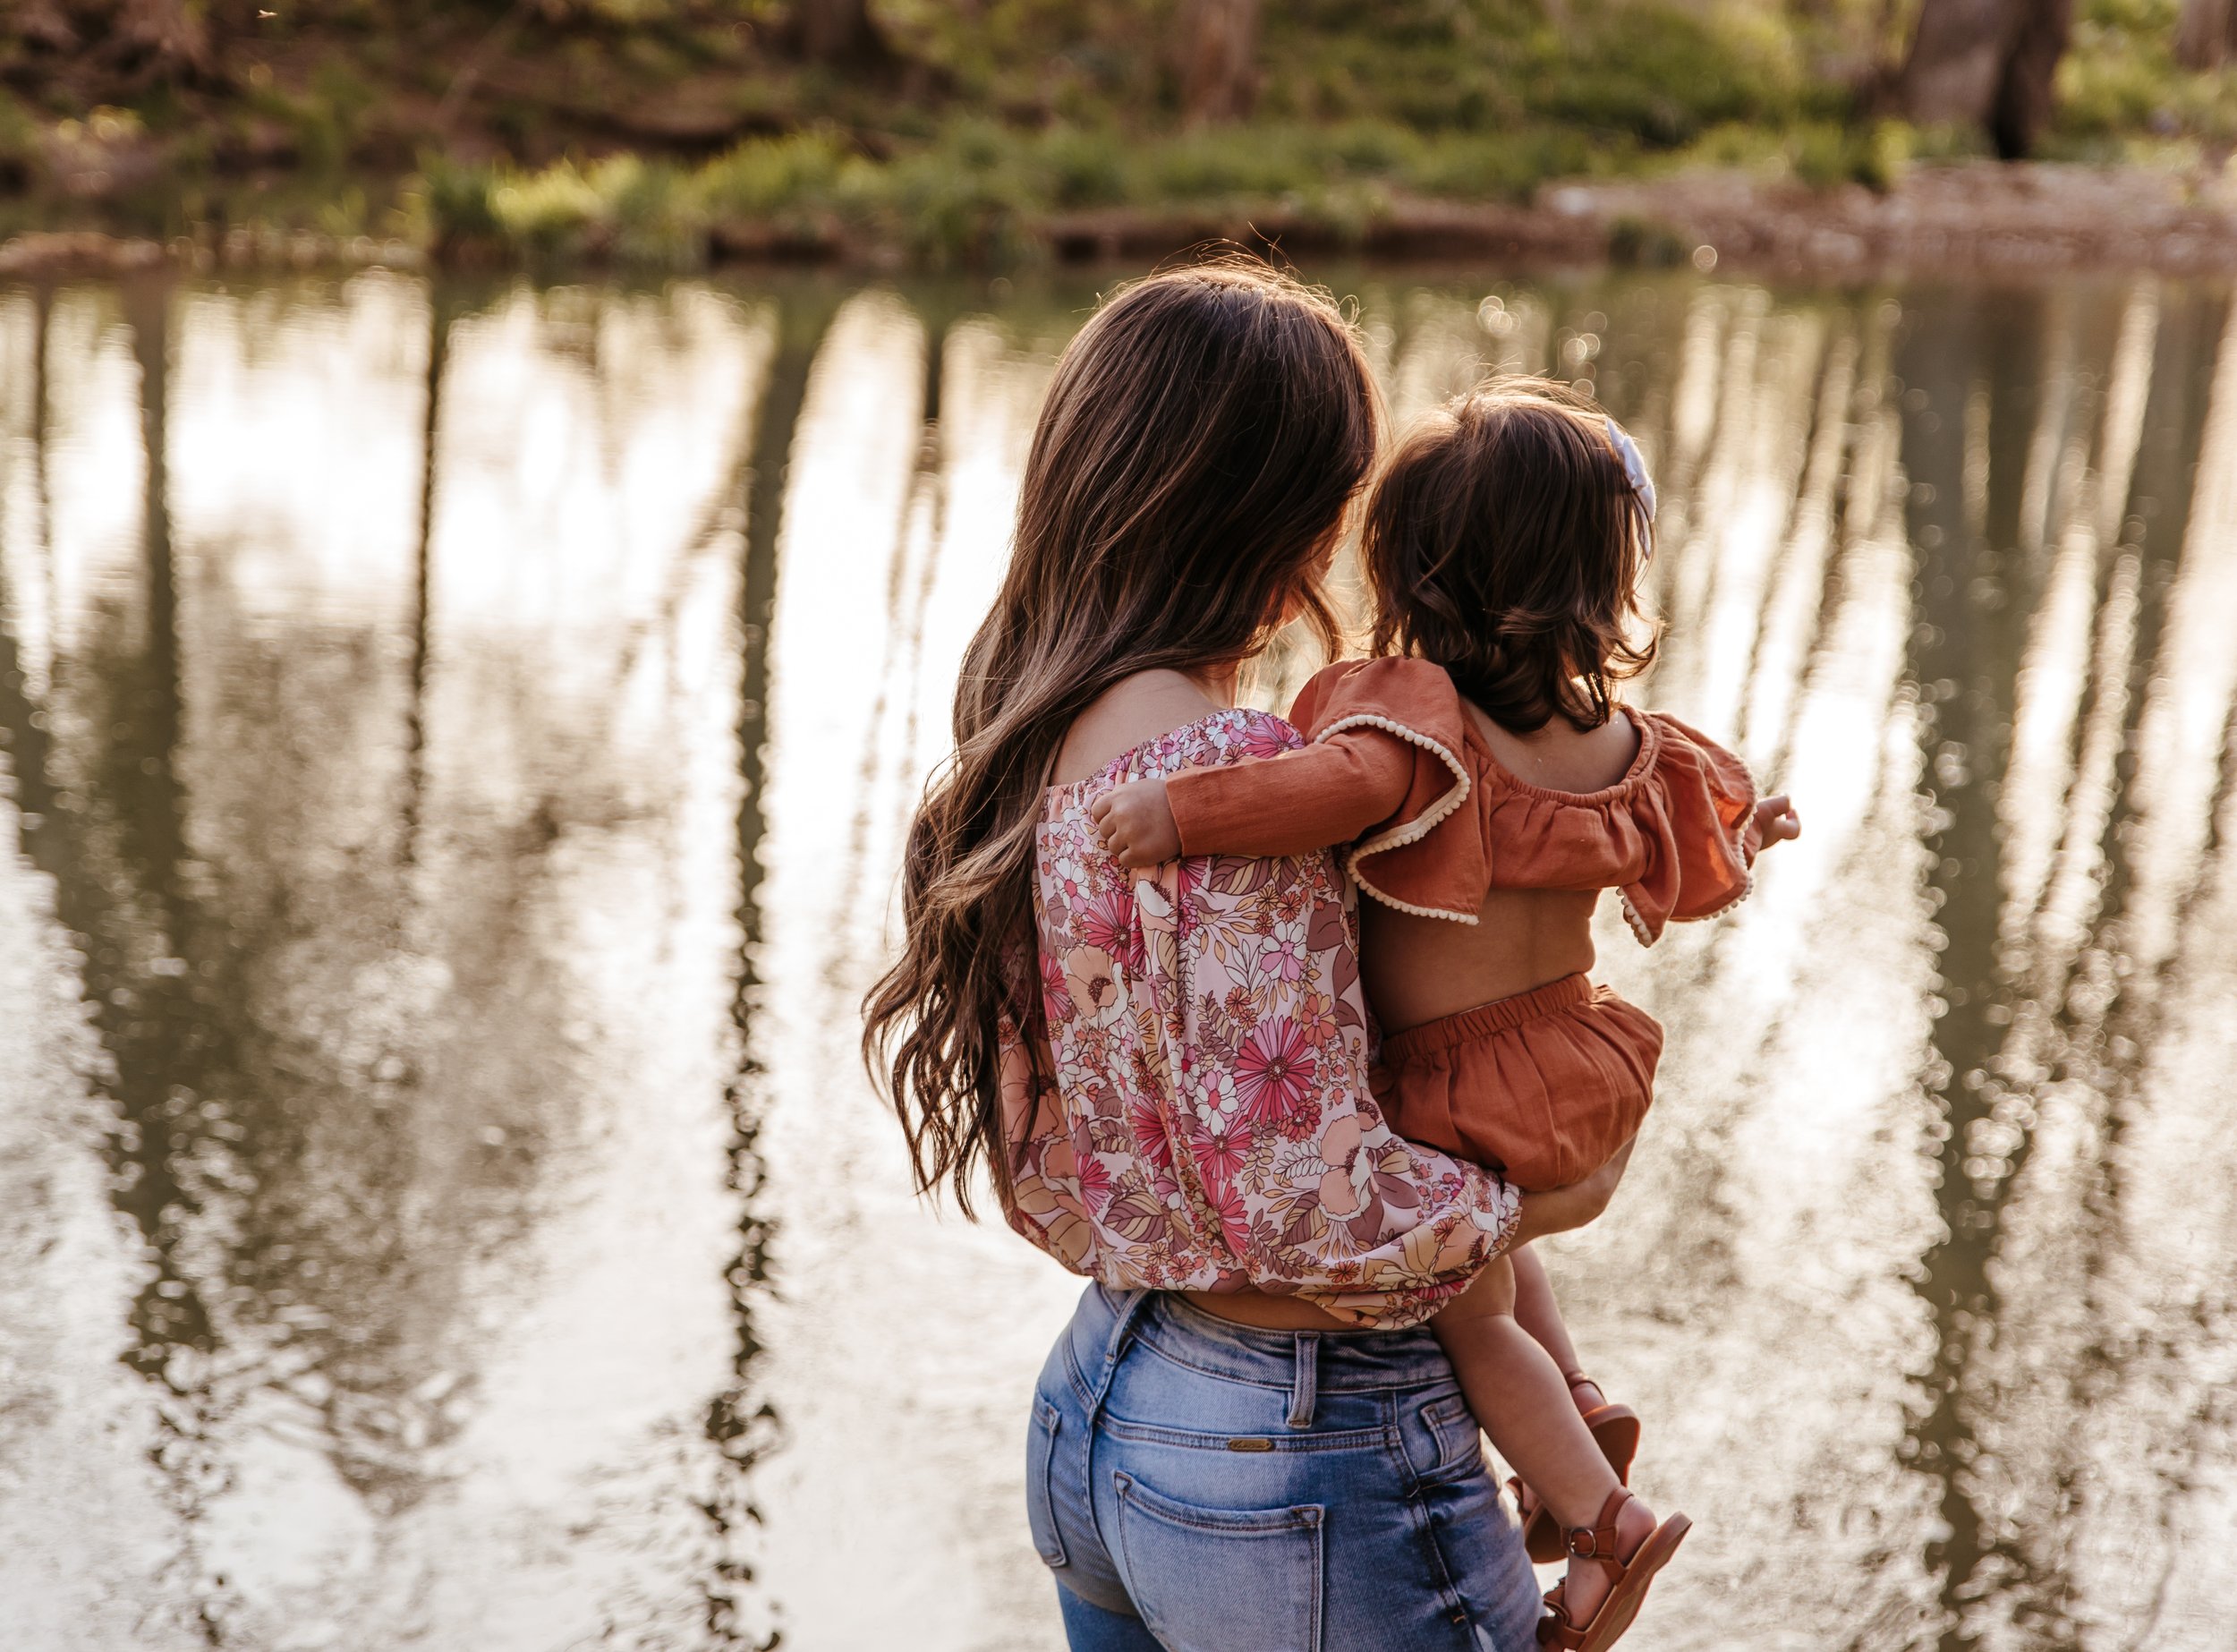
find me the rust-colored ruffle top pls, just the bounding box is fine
[1164,657,1761,942]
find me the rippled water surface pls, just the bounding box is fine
[3,267,2235,1651]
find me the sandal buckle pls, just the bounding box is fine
[1567,1525,1618,1560]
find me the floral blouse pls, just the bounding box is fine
[999,709,1520,1330]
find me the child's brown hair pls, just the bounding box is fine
[1363,377,1659,734]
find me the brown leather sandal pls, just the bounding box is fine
[1511,1373,1642,1563]
[1534,1489,1690,1651]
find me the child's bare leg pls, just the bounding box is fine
[1433,1256,1657,1624]
[1432,1258,1616,1524]
[1509,1243,1584,1375]
[1510,1243,1614,1416]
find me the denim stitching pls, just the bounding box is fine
[1413,1395,1487,1490]
[1403,1486,1480,1643]
[1129,1329,1295,1392]
[1287,1333,1319,1429]
[1028,1399,1069,1570]
[1135,1332,1448,1395]
[1100,1416,1394,1453]
[1112,1473,1326,1648]
[1134,1327,1449,1399]
[1113,1472,1325,1533]
[1062,1327,1096,1411]
[1392,1392,1482,1645]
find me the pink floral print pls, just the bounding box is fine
[999,709,1519,1330]
[1232,1018,1318,1125]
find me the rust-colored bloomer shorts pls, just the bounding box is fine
[1373,973,1663,1192]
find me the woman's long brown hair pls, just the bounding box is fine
[863,260,1378,1213]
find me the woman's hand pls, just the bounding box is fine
[1755,793,1800,850]
[1508,1137,1635,1246]
[1090,778,1182,868]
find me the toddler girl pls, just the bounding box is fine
[1091,379,1799,1650]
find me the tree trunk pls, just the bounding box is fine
[1990,0,2071,160]
[1174,0,1261,123]
[1896,0,2071,159]
[787,0,889,66]
[1896,0,2014,130]
[2175,0,2237,69]
[114,0,216,78]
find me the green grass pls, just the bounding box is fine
[896,0,1813,140]
[5,0,2233,267]
[2054,0,2237,148]
[405,115,1652,268]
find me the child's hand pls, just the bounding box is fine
[1090,778,1182,869]
[1755,794,1800,850]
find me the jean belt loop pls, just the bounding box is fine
[1090,1288,1157,1423]
[1287,1331,1320,1430]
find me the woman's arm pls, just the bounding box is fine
[1137,842,1521,1330]
[1510,1137,1634,1246]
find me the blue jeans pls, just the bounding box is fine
[1028,1284,1546,1651]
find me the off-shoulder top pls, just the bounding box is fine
[1164,658,1762,942]
[998,707,1521,1330]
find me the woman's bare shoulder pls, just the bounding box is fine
[1050,671,1226,786]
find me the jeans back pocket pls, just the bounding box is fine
[1429,1392,1485,1469]
[1025,1396,1067,1569]
[1112,1470,1323,1652]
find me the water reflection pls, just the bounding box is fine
[1,265,2233,1650]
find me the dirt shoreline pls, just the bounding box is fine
[6,160,2232,282]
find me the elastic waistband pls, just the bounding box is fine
[1381,972,1600,1061]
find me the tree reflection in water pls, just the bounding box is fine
[0,267,2233,1649]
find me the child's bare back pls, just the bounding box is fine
[1365,702,1639,1033]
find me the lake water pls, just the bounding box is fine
[1,264,2233,1652]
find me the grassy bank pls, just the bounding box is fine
[410,119,1772,268]
[6,0,2236,268]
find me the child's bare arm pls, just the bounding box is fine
[1091,779,1182,867]
[1088,731,1417,870]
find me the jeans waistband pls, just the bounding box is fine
[1076,1285,1458,1395]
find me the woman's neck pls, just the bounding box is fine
[1184,663,1241,706]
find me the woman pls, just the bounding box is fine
[863,261,1628,1650]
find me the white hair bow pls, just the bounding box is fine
[1604,416,1657,545]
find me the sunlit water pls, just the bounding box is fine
[2,266,2234,1652]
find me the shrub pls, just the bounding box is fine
[416,153,503,251]
[485,161,602,257]
[2056,0,2237,145]
[693,131,851,227]
[867,122,1043,266]
[592,154,704,265]
[1524,0,1805,147]
[0,94,38,190]
[1408,128,1603,200]
[1136,124,1323,200]
[1029,125,1128,209]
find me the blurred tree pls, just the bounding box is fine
[2176,0,2237,67]
[122,0,210,63]
[1175,0,1260,121]
[1894,0,2072,159]
[55,0,218,80]
[787,0,890,64]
